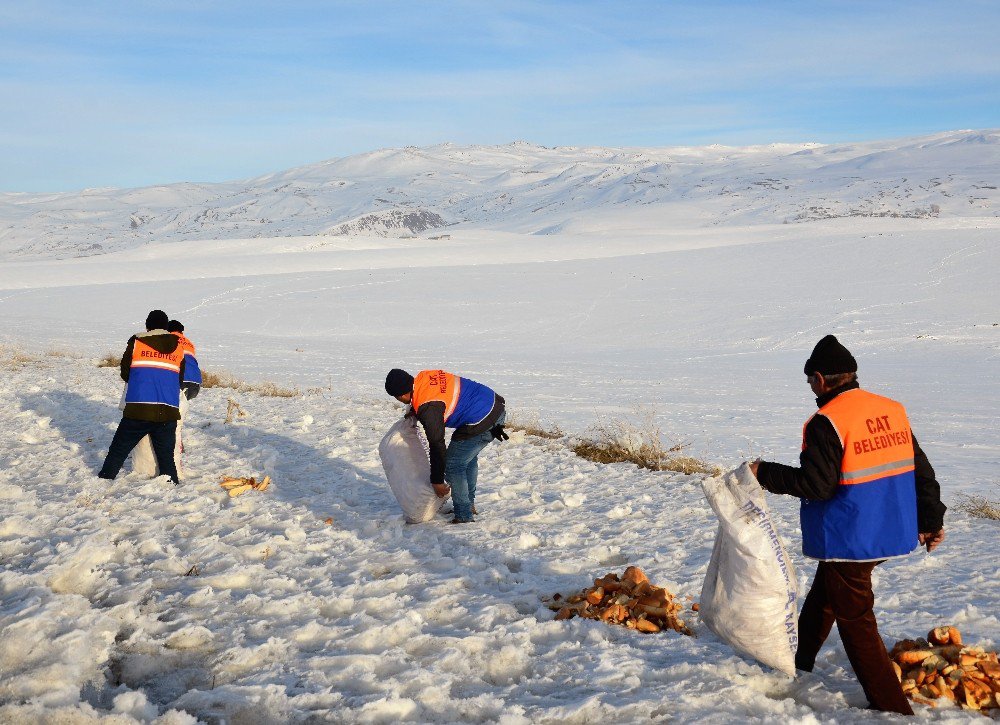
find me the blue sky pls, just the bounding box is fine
[2,1,998,191]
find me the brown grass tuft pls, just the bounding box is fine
[97,352,122,368]
[0,347,40,369]
[505,411,564,440]
[203,369,300,398]
[571,415,716,475]
[954,492,1000,521]
[252,381,300,398]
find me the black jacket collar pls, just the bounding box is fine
[816,379,860,408]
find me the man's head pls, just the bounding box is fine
[385,368,414,403]
[145,309,169,331]
[804,335,857,395]
[167,319,185,333]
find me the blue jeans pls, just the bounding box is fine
[445,411,505,521]
[100,417,179,484]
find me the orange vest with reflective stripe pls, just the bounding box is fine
[807,389,915,484]
[124,338,184,408]
[800,388,918,560]
[411,370,461,423]
[131,338,183,373]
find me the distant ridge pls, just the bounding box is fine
[1,130,997,260]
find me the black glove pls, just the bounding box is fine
[490,424,509,442]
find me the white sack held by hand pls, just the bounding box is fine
[131,394,187,480]
[699,462,799,676]
[378,417,446,523]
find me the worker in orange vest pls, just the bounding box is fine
[750,335,945,714]
[99,310,185,484]
[132,319,201,479]
[385,368,507,523]
[168,319,202,398]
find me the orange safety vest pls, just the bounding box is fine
[411,370,461,423]
[124,337,185,408]
[173,332,196,357]
[806,389,915,485]
[171,331,201,385]
[131,338,184,373]
[800,388,918,560]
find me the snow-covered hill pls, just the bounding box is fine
[1,129,998,259]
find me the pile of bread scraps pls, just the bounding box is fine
[891,626,999,710]
[547,566,693,635]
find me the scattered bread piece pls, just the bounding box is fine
[635,618,660,633]
[220,474,273,495]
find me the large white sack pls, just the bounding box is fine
[700,462,799,676]
[132,394,188,480]
[378,418,444,524]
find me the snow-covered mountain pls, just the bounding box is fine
[2,130,998,259]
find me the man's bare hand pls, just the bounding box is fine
[748,459,761,478]
[919,529,945,553]
[432,483,451,499]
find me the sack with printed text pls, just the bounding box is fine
[700,462,799,676]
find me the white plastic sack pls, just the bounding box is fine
[700,462,799,676]
[378,417,445,524]
[132,394,188,480]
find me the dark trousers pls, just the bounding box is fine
[796,560,913,715]
[99,417,179,484]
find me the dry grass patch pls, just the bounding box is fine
[954,492,1000,521]
[0,347,40,369]
[253,381,301,398]
[200,369,230,388]
[202,369,300,398]
[571,415,716,475]
[97,352,122,368]
[505,411,564,440]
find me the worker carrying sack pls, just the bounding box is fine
[700,462,799,676]
[378,417,446,523]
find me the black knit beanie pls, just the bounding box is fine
[167,319,184,333]
[145,309,169,331]
[385,368,414,397]
[804,335,858,375]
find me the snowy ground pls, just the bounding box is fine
[2,217,997,490]
[1,134,999,722]
[1,351,997,724]
[0,346,1000,722]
